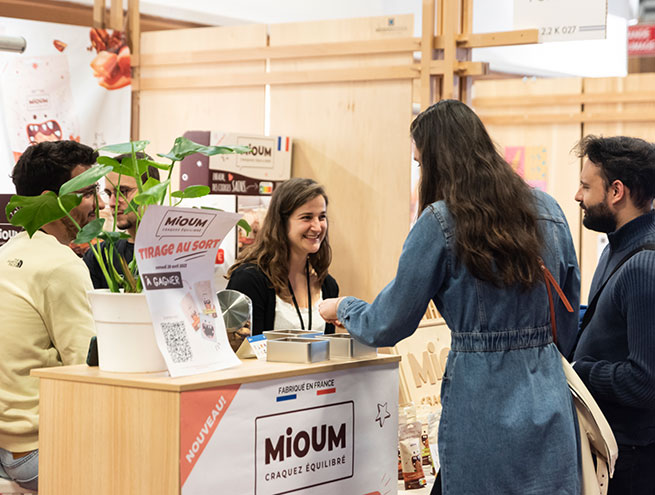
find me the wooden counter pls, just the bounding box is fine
[33,355,400,495]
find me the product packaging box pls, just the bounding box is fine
[179,130,293,261]
[208,132,292,196]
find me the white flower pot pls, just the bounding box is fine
[87,290,167,373]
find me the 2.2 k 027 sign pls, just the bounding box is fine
[514,0,608,42]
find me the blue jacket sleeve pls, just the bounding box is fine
[337,206,447,347]
[554,207,581,359]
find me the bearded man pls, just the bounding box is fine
[83,152,159,289]
[573,135,655,495]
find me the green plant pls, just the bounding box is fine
[6,137,251,293]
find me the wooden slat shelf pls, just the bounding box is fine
[138,37,422,67]
[480,111,655,125]
[474,92,655,107]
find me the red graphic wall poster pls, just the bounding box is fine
[0,17,131,194]
[504,145,549,192]
[179,363,399,495]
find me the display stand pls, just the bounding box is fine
[33,355,400,495]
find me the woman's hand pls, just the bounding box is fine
[318,297,345,327]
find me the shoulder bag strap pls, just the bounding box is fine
[569,242,655,360]
[539,259,574,346]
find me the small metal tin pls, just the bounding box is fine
[321,333,377,359]
[267,337,330,363]
[263,329,322,340]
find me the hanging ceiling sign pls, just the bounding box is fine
[514,0,608,42]
[628,24,655,56]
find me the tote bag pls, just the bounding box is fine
[542,261,618,495]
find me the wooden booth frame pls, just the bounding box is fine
[11,1,655,406]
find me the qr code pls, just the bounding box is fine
[160,320,193,363]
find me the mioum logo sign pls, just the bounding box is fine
[254,401,354,495]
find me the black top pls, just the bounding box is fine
[83,239,134,289]
[573,211,655,446]
[226,263,339,335]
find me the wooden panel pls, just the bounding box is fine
[138,24,267,190]
[39,378,179,495]
[580,73,655,303]
[628,56,655,74]
[439,0,458,99]
[473,78,583,272]
[474,91,655,107]
[135,65,419,90]
[139,38,421,66]
[434,29,540,49]
[109,0,122,31]
[128,0,140,141]
[0,0,207,31]
[269,15,414,303]
[420,0,435,109]
[93,0,104,29]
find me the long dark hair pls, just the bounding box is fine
[410,99,542,288]
[228,178,332,300]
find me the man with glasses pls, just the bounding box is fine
[0,140,103,491]
[83,153,160,289]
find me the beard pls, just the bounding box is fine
[61,216,79,242]
[115,212,137,232]
[581,199,617,233]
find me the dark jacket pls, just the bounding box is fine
[226,263,339,335]
[573,210,655,446]
[83,239,134,289]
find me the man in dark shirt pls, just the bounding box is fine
[572,135,655,495]
[84,153,159,288]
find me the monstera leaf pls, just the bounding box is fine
[98,140,149,154]
[171,185,211,199]
[74,218,106,244]
[133,179,171,206]
[59,164,113,196]
[99,156,171,179]
[158,136,250,162]
[7,192,82,237]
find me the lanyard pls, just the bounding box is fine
[288,260,312,330]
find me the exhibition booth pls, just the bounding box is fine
[0,0,652,493]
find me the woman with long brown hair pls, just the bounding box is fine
[227,178,338,335]
[319,100,581,494]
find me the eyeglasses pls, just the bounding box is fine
[103,186,137,199]
[78,184,100,198]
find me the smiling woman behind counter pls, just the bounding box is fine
[226,178,339,335]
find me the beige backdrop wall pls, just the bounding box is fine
[137,16,415,303]
[139,24,267,168]
[268,15,414,302]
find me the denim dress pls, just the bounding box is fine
[337,190,582,494]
